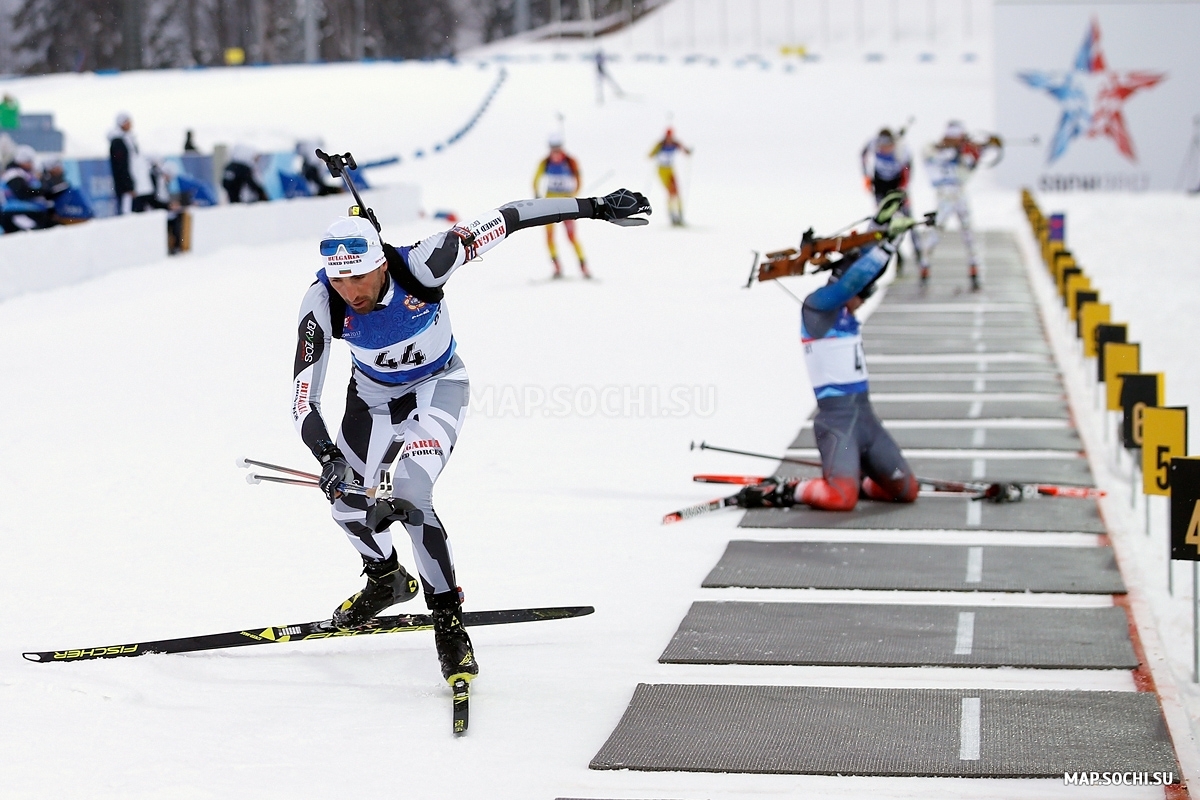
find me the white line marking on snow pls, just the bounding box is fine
[959,697,982,760]
[967,501,982,527]
[966,547,984,582]
[972,459,986,479]
[955,612,976,655]
[968,401,984,418]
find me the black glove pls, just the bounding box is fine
[735,479,798,509]
[591,188,651,223]
[315,442,355,503]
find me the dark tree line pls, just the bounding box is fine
[12,0,461,75]
[10,0,658,75]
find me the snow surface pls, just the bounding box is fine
[1,5,1198,798]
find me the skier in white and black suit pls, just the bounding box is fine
[292,188,651,685]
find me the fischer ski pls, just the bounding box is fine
[663,483,776,524]
[452,678,470,734]
[23,606,594,663]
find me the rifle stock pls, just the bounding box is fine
[756,229,883,282]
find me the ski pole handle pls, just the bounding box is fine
[315,148,380,233]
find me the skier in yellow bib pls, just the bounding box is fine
[648,128,692,226]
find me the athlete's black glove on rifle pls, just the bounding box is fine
[315,441,355,503]
[591,188,651,225]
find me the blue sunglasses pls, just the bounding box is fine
[320,237,370,256]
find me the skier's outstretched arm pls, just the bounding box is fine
[404,189,650,288]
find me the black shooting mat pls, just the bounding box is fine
[739,494,1103,533]
[774,455,1094,485]
[864,377,1064,393]
[862,337,1051,356]
[868,309,1042,326]
[659,602,1137,669]
[883,284,1035,304]
[702,541,1123,593]
[866,359,1057,374]
[788,424,1083,451]
[864,398,1070,420]
[589,684,1175,777]
[867,319,1044,336]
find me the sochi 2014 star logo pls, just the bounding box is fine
[1017,19,1165,163]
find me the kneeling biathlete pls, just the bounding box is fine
[292,188,650,686]
[740,224,919,511]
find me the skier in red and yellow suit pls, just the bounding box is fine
[533,135,589,279]
[648,128,691,226]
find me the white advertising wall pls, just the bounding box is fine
[0,211,168,303]
[188,185,420,256]
[994,0,1200,192]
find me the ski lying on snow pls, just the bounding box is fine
[692,473,1105,500]
[662,491,757,524]
[23,606,594,663]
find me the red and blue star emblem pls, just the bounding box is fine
[1018,19,1166,163]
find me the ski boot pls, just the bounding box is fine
[580,260,592,280]
[551,257,563,279]
[919,266,930,287]
[969,265,981,292]
[734,479,800,509]
[429,588,479,684]
[331,550,420,629]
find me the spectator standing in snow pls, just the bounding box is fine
[222,144,269,203]
[532,133,589,279]
[108,112,148,215]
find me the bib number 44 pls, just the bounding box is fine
[375,344,426,370]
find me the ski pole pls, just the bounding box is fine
[238,456,380,498]
[691,441,1105,500]
[245,472,378,498]
[237,456,318,481]
[315,149,380,232]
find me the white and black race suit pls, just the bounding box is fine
[292,197,602,595]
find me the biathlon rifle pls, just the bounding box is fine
[746,206,937,287]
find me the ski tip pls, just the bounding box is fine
[662,513,682,525]
[22,652,45,662]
